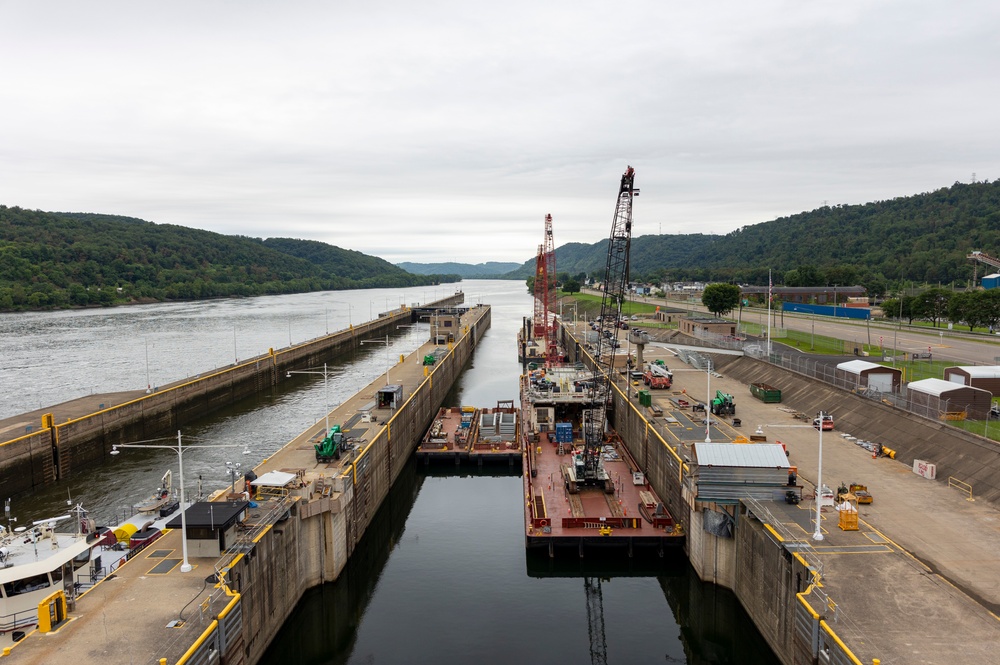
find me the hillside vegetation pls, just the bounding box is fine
[0,207,457,310]
[506,180,1000,294]
[396,261,521,278]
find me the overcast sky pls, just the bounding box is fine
[2,1,998,265]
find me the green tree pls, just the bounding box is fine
[915,288,952,327]
[702,283,741,316]
[562,279,581,294]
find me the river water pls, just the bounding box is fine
[2,280,779,664]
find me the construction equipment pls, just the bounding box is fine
[314,425,343,462]
[968,250,1000,286]
[849,483,873,504]
[531,214,558,365]
[711,390,735,416]
[813,414,834,431]
[577,166,637,490]
[643,362,672,388]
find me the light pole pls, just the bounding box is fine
[362,335,391,385]
[145,338,151,393]
[813,411,826,542]
[705,358,713,443]
[226,461,241,495]
[286,363,332,433]
[109,431,246,573]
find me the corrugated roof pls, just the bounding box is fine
[694,442,789,468]
[945,365,1000,379]
[836,359,882,374]
[907,378,979,397]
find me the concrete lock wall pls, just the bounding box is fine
[0,429,57,494]
[191,299,483,665]
[340,306,490,562]
[0,309,415,493]
[712,354,1000,508]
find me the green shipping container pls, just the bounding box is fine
[750,382,781,403]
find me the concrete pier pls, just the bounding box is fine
[561,319,1000,665]
[2,302,489,664]
[0,295,465,496]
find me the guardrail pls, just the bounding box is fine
[948,476,975,501]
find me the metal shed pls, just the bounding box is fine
[906,378,993,419]
[376,384,404,409]
[692,443,791,504]
[943,365,1000,397]
[835,359,902,394]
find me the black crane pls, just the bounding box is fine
[577,166,638,488]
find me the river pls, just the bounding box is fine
[2,280,779,664]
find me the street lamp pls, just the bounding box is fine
[225,461,241,495]
[813,411,826,542]
[361,334,391,385]
[144,338,152,393]
[109,431,247,573]
[286,363,332,433]
[705,358,713,443]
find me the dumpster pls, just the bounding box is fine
[749,382,781,403]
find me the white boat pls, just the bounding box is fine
[0,481,183,647]
[135,470,176,514]
[0,504,105,645]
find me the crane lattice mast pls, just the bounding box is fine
[582,167,638,483]
[532,214,558,363]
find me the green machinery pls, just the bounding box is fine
[315,425,343,462]
[711,390,735,416]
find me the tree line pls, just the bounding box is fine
[0,206,458,311]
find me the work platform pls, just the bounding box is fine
[416,403,521,466]
[565,319,1000,665]
[5,305,491,665]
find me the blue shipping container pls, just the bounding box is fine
[555,422,573,443]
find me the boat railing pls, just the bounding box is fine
[0,604,48,635]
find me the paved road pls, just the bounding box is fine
[579,288,1000,365]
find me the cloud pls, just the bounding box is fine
[2,0,998,264]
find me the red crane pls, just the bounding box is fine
[532,214,558,363]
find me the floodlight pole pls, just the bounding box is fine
[286,363,331,433]
[109,432,243,572]
[813,411,825,541]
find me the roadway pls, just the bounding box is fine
[579,288,1000,366]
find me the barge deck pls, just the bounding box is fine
[520,367,684,556]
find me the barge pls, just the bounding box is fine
[417,402,521,465]
[521,366,684,556]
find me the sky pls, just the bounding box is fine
[2,1,999,265]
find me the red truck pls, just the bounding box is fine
[643,363,673,389]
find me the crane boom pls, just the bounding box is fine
[532,214,558,363]
[581,166,637,484]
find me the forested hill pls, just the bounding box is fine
[0,207,458,311]
[506,180,1000,292]
[397,261,521,278]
